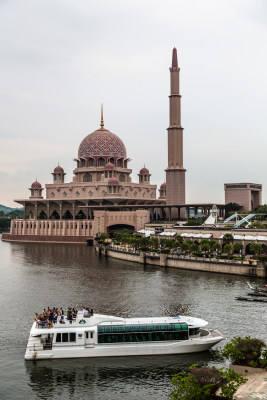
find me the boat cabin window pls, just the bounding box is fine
[189,328,200,336]
[98,323,188,344]
[56,332,76,343]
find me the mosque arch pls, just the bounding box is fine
[50,210,60,220]
[245,242,253,255]
[98,157,105,167]
[117,158,123,167]
[75,210,86,220]
[119,173,125,182]
[107,224,135,235]
[83,173,92,182]
[62,210,73,220]
[80,159,86,167]
[88,158,95,167]
[261,243,267,255]
[38,210,47,220]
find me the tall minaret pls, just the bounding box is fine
[165,48,186,214]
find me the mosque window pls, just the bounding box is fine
[102,190,107,196]
[88,190,93,196]
[105,171,108,178]
[124,160,127,168]
[75,191,80,196]
[98,157,105,166]
[117,159,122,167]
[113,187,116,193]
[109,157,115,164]
[119,174,125,182]
[109,171,112,178]
[51,192,55,197]
[83,173,92,182]
[81,159,86,167]
[63,191,67,197]
[88,158,95,167]
[140,176,143,182]
[109,187,112,193]
[144,176,147,181]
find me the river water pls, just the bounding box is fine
[0,236,266,400]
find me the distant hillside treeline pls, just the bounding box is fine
[0,205,24,231]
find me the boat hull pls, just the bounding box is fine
[25,331,223,360]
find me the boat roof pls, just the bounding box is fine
[30,312,208,336]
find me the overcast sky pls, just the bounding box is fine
[1,0,267,207]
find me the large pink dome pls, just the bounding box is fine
[78,128,127,159]
[160,182,166,190]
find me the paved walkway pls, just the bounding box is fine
[232,365,267,400]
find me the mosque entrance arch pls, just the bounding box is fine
[107,224,135,235]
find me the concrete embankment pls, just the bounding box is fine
[96,246,267,277]
[230,365,267,399]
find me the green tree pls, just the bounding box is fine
[171,364,246,400]
[224,244,233,257]
[233,242,243,254]
[225,202,242,217]
[223,233,234,245]
[249,243,263,259]
[174,235,184,245]
[209,240,220,256]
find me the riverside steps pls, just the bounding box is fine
[96,245,267,277]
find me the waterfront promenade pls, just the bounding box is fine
[96,244,267,277]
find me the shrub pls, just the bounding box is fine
[170,364,247,400]
[258,255,267,262]
[192,252,204,258]
[220,337,266,367]
[139,246,149,252]
[161,249,170,254]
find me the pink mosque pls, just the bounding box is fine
[3,49,224,244]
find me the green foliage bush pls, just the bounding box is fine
[258,255,267,262]
[170,364,247,400]
[160,249,170,254]
[139,246,149,252]
[220,337,266,367]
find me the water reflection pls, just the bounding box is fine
[25,353,216,400]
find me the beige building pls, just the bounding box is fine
[224,183,262,211]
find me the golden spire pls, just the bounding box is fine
[100,103,104,129]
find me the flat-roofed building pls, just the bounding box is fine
[224,183,262,211]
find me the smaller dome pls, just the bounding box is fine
[139,167,149,175]
[54,165,64,174]
[31,180,42,189]
[105,162,115,170]
[108,178,119,186]
[160,182,166,190]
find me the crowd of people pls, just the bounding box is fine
[34,307,80,327]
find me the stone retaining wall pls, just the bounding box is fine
[97,246,266,277]
[1,233,89,244]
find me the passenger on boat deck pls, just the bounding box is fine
[83,308,89,317]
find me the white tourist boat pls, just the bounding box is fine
[25,312,223,360]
